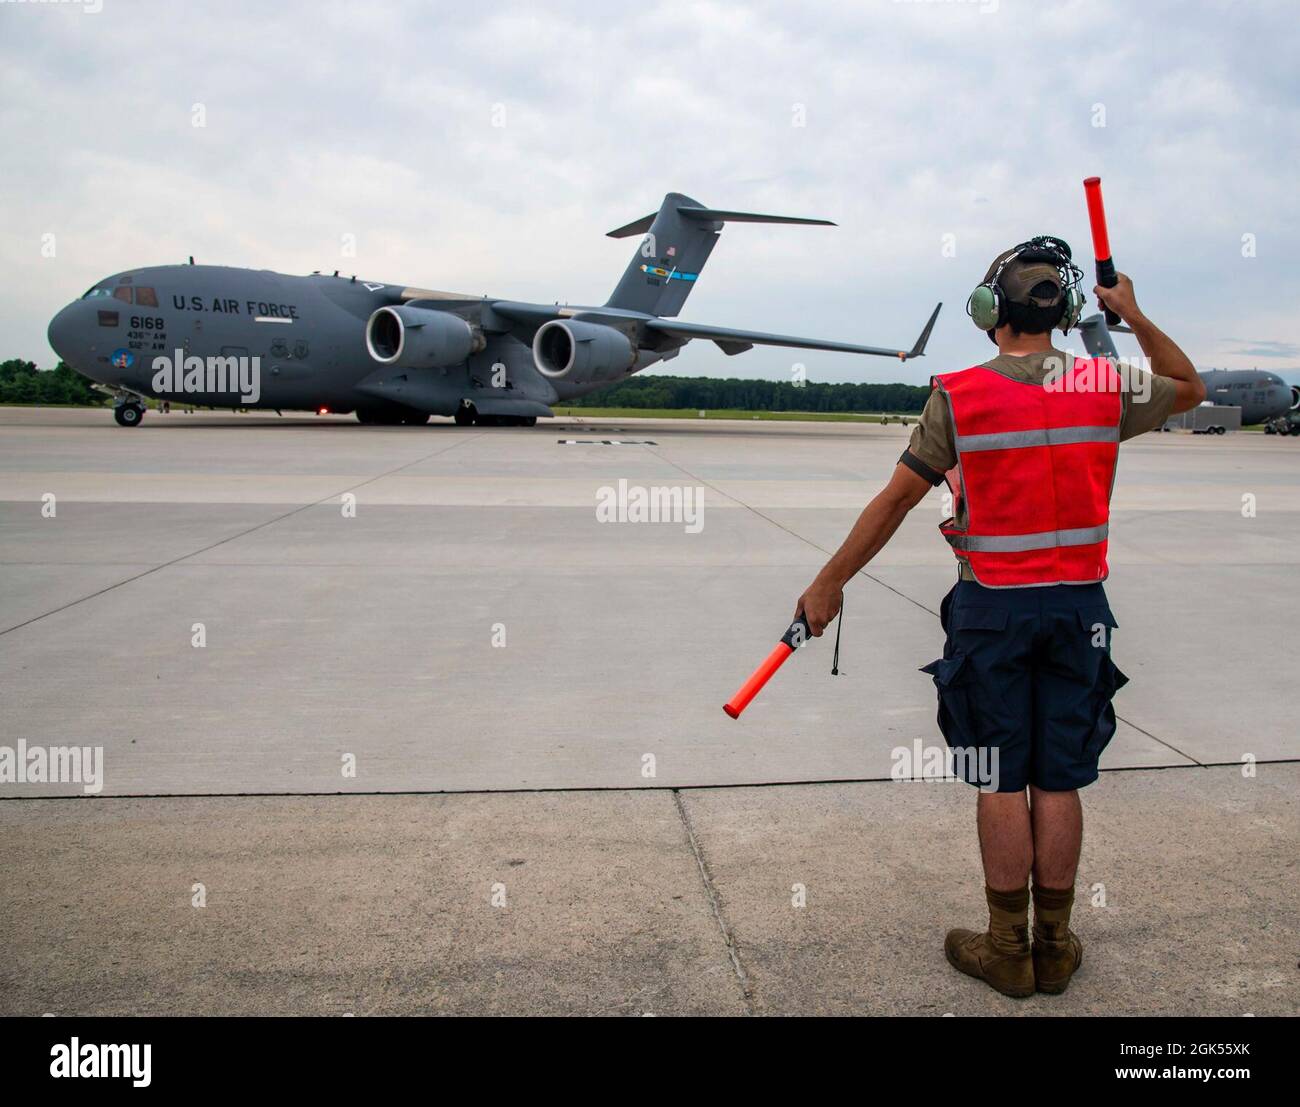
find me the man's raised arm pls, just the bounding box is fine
[1095,273,1206,414]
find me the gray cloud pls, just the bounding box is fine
[2,0,1297,384]
[1221,339,1300,358]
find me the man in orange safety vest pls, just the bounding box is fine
[795,238,1204,997]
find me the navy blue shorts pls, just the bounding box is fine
[920,581,1129,793]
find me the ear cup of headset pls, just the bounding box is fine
[1059,286,1083,333]
[967,283,1002,331]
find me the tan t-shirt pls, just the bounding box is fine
[903,349,1177,580]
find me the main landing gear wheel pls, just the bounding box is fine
[114,402,144,427]
[454,405,476,426]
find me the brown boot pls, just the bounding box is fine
[944,885,1034,998]
[1032,883,1083,994]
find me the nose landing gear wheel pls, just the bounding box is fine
[454,405,476,426]
[114,403,144,427]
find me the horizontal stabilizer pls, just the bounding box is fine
[607,206,835,239]
[678,207,835,228]
[605,213,659,240]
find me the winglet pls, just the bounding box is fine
[903,303,942,359]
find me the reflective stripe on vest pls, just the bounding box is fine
[953,425,1119,453]
[945,523,1109,553]
[933,360,1122,587]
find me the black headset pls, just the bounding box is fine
[966,235,1086,335]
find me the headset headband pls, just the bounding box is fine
[994,236,1080,297]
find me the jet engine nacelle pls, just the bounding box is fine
[532,319,637,385]
[366,304,482,368]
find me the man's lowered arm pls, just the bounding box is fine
[795,462,934,635]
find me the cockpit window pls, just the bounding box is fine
[135,286,158,307]
[113,287,133,304]
[82,287,113,299]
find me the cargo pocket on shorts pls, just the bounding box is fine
[1073,606,1127,759]
[951,607,1009,634]
[1083,653,1131,759]
[920,653,977,749]
[921,606,1007,750]
[1077,604,1119,646]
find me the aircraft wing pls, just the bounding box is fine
[645,302,941,360]
[487,301,563,326]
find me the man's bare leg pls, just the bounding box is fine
[1027,786,1084,994]
[1029,786,1082,887]
[977,791,1033,889]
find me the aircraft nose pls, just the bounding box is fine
[47,302,81,365]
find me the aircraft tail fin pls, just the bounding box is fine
[604,193,835,317]
[1077,313,1121,361]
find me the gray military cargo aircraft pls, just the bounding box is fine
[1079,314,1297,428]
[47,192,941,427]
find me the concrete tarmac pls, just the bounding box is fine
[0,407,1296,1014]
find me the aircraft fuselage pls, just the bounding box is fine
[47,264,644,422]
[1197,368,1296,426]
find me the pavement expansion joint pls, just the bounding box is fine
[673,788,755,1014]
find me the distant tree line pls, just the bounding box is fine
[0,360,105,406]
[0,359,930,414]
[567,374,930,413]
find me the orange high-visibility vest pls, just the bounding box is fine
[932,358,1122,587]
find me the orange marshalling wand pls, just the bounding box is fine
[1083,176,1121,326]
[723,615,811,719]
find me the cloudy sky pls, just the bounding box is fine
[3,0,1297,384]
